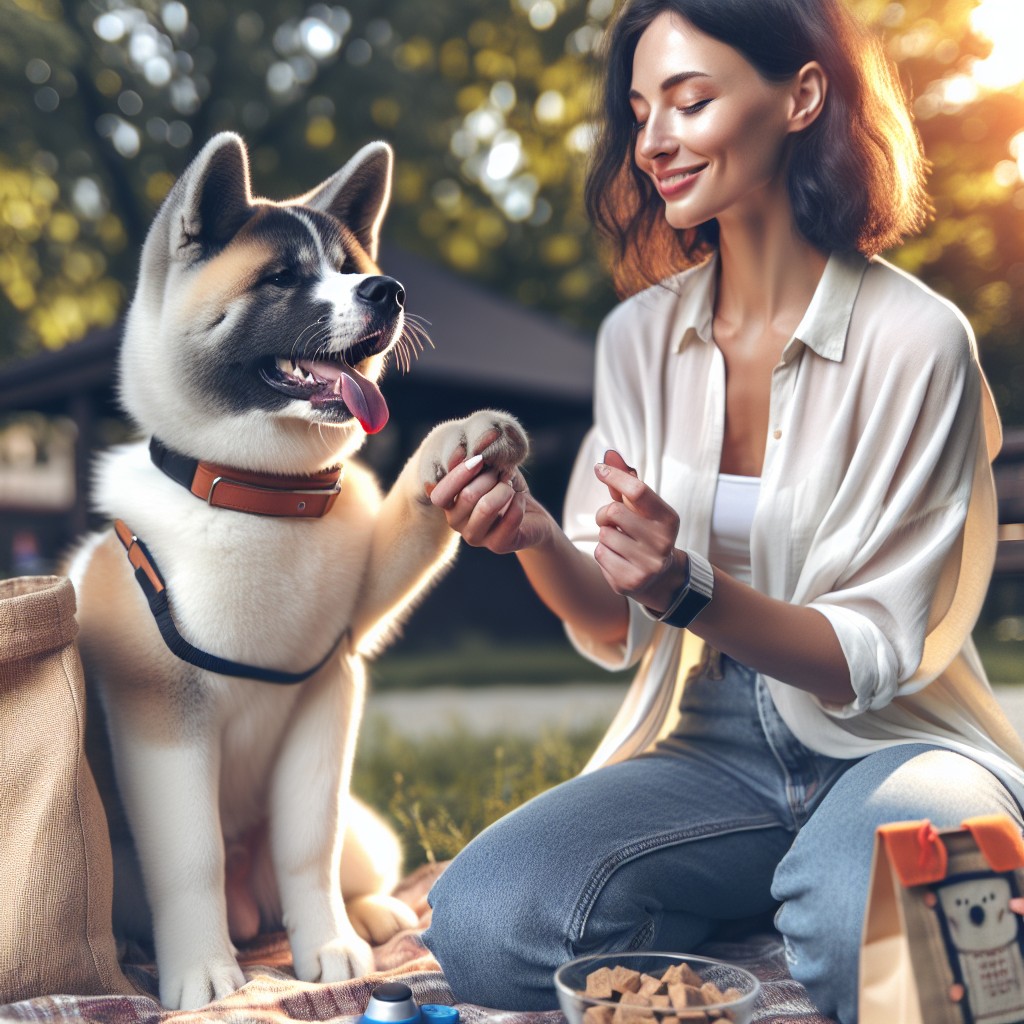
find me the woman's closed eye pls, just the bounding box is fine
[680,99,712,114]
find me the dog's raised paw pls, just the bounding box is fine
[347,893,419,945]
[418,409,529,489]
[159,957,246,1010]
[292,930,374,984]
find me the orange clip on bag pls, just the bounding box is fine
[860,814,1024,1024]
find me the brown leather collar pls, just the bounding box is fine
[149,437,342,518]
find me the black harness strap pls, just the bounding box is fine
[115,520,349,685]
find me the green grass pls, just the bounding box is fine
[354,626,1024,872]
[367,634,631,690]
[352,717,606,871]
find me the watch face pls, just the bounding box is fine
[662,585,713,630]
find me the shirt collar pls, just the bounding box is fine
[673,250,869,362]
[792,251,869,362]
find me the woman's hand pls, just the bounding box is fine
[426,456,555,555]
[594,450,687,613]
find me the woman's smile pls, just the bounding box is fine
[653,162,709,197]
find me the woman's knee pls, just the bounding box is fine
[772,746,1021,1024]
[423,818,563,1010]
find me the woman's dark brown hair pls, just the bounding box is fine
[585,0,931,297]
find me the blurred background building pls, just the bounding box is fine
[0,0,1021,674]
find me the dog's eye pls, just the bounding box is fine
[261,268,298,288]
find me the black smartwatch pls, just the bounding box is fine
[645,551,714,629]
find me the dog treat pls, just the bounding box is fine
[699,982,725,1005]
[667,983,705,1009]
[638,974,666,998]
[579,962,739,1024]
[586,967,615,1000]
[661,963,704,989]
[620,993,652,1007]
[613,993,655,1024]
[610,966,643,995]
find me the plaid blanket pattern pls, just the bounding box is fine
[0,864,836,1024]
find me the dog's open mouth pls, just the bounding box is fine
[261,353,389,433]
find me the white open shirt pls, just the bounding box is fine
[565,251,1024,807]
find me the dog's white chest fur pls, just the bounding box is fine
[94,442,374,672]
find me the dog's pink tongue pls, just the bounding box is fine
[340,366,388,434]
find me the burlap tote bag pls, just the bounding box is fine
[0,575,135,1003]
[860,813,1024,1024]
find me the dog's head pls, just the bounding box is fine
[120,133,408,473]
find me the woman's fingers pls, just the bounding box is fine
[594,542,646,594]
[462,480,515,545]
[481,491,529,553]
[428,453,485,509]
[595,500,651,541]
[594,463,675,524]
[438,468,500,525]
[598,524,668,583]
[601,450,636,502]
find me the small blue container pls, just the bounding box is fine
[360,983,421,1024]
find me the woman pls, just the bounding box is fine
[420,1,1024,1020]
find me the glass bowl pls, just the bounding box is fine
[554,952,759,1024]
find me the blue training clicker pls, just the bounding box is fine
[359,984,459,1024]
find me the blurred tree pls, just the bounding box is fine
[0,0,1020,419]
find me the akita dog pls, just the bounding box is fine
[67,133,528,1010]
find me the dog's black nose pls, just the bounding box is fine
[357,275,405,310]
[970,904,985,926]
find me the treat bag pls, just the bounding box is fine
[0,576,136,1003]
[860,814,1024,1024]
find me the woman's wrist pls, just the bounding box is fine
[640,549,691,613]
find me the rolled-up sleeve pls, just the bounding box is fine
[802,315,982,718]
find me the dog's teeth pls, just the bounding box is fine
[276,357,291,374]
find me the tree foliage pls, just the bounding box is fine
[0,0,1020,416]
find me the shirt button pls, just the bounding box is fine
[773,429,782,440]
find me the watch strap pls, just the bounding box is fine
[645,550,714,629]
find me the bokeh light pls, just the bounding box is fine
[971,0,1024,89]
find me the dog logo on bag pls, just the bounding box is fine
[935,874,1024,1024]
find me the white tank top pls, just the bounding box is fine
[708,474,761,584]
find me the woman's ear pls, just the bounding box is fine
[787,61,827,134]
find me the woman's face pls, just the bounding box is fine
[629,11,824,231]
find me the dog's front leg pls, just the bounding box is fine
[269,662,373,982]
[352,410,529,648]
[110,725,244,1009]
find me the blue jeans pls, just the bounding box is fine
[422,655,1023,1023]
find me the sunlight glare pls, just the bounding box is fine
[971,0,1024,89]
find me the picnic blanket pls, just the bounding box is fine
[0,863,837,1024]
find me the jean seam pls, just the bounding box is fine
[757,675,802,827]
[566,814,783,953]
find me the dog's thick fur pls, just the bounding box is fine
[67,133,527,1010]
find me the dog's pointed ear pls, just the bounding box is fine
[167,133,254,261]
[301,141,392,262]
